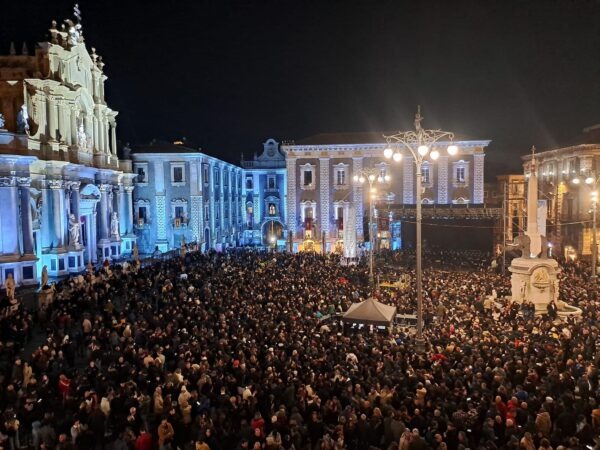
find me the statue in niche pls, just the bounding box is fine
[77,122,88,151]
[0,113,5,129]
[4,273,15,300]
[69,214,81,247]
[110,212,120,239]
[41,266,49,288]
[17,105,29,133]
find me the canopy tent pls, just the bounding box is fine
[342,297,397,327]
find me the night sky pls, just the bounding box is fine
[1,0,599,173]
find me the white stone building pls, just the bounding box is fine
[282,132,490,252]
[0,12,135,286]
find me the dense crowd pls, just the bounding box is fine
[0,248,598,450]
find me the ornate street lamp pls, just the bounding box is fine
[353,168,391,289]
[383,106,458,351]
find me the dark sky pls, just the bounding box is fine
[1,0,599,173]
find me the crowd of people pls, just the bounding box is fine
[0,247,598,450]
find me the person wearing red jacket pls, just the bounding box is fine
[135,428,152,450]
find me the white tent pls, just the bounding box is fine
[342,297,397,327]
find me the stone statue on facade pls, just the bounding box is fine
[68,214,81,248]
[41,266,49,288]
[4,273,15,300]
[77,122,88,151]
[17,105,29,133]
[0,113,5,129]
[110,212,120,239]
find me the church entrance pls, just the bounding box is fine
[262,220,284,246]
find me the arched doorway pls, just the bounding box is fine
[262,220,284,246]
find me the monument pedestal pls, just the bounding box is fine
[509,257,560,313]
[67,247,85,273]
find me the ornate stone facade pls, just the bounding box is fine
[0,8,135,286]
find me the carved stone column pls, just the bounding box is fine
[70,106,78,146]
[0,176,19,255]
[124,186,134,235]
[437,156,449,204]
[47,97,58,141]
[111,123,117,156]
[98,184,111,240]
[93,116,99,152]
[18,177,34,255]
[473,153,485,204]
[48,179,65,248]
[319,158,330,236]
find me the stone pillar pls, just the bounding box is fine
[85,116,93,151]
[286,158,297,236]
[70,107,78,146]
[98,184,111,240]
[0,176,19,255]
[473,153,485,204]
[319,158,330,236]
[403,160,414,204]
[34,95,47,140]
[98,118,105,153]
[352,158,364,237]
[40,180,52,249]
[47,97,58,141]
[70,181,81,220]
[124,186,134,235]
[93,116,99,152]
[18,177,34,255]
[49,179,65,248]
[437,156,449,204]
[118,186,126,235]
[111,123,117,156]
[90,210,97,262]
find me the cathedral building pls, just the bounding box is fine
[0,11,135,286]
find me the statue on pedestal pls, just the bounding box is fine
[68,214,81,248]
[41,266,49,288]
[110,212,120,240]
[4,273,15,300]
[77,122,88,151]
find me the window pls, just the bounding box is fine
[422,166,430,184]
[204,203,209,221]
[139,206,147,222]
[303,170,313,186]
[171,163,185,185]
[456,167,465,183]
[300,164,316,190]
[224,171,228,187]
[137,167,146,183]
[203,165,209,185]
[269,203,276,215]
[134,163,148,185]
[267,175,276,190]
[336,169,346,186]
[214,168,220,186]
[246,177,253,190]
[175,206,184,218]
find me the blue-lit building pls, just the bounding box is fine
[240,138,288,247]
[131,140,244,253]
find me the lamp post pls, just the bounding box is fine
[353,168,391,289]
[383,106,458,351]
[571,174,599,278]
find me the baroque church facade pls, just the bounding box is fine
[0,13,135,286]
